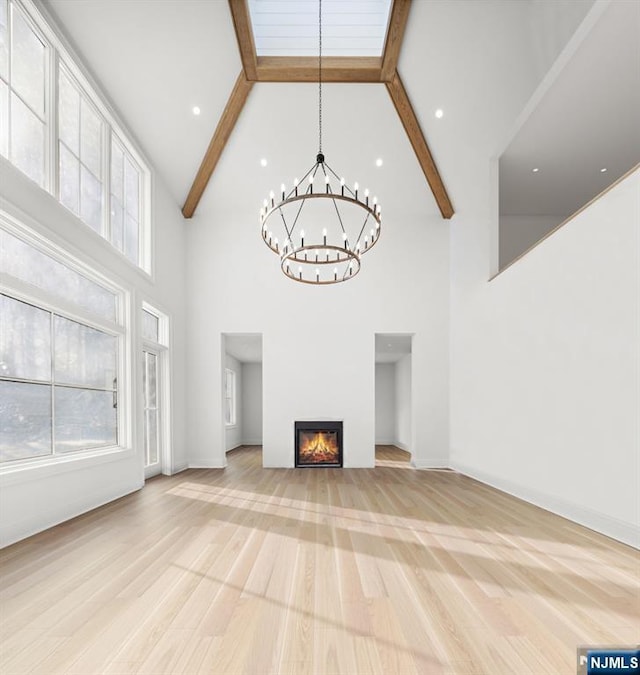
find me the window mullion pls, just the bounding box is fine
[50,308,55,456]
[104,124,111,244]
[48,45,58,199]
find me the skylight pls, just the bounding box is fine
[247,0,393,57]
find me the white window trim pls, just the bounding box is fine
[141,300,172,476]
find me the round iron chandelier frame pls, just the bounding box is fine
[260,154,382,285]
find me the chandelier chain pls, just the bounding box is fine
[318,0,322,154]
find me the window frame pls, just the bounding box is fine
[0,214,131,471]
[224,368,237,428]
[0,0,51,189]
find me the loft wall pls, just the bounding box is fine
[450,168,639,547]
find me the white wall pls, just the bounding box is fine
[0,157,187,547]
[224,353,242,451]
[450,169,640,548]
[241,362,263,445]
[185,84,449,470]
[375,363,395,444]
[395,354,412,453]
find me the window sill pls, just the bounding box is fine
[0,446,135,486]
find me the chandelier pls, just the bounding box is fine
[259,0,381,285]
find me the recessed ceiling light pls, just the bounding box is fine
[260,158,268,167]
[192,106,201,116]
[532,167,540,173]
[600,167,608,173]
[375,158,383,167]
[435,108,444,119]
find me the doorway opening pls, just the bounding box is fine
[222,334,263,459]
[374,334,412,468]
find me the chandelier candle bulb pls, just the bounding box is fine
[294,178,299,196]
[316,268,320,282]
[365,188,369,206]
[299,266,302,280]
[301,230,305,247]
[334,267,338,281]
[340,177,345,196]
[281,184,286,199]
[322,228,327,245]
[354,182,359,199]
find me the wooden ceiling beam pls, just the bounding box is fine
[256,57,382,83]
[385,70,454,219]
[182,72,253,219]
[228,0,258,80]
[381,0,412,82]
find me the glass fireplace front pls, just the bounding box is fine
[295,421,343,467]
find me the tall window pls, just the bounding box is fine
[0,224,124,464]
[111,136,140,265]
[225,369,236,426]
[0,0,149,271]
[0,0,48,187]
[58,66,103,234]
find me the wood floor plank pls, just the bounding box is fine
[0,445,637,675]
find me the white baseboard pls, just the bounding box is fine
[188,460,227,469]
[411,457,449,469]
[394,441,410,452]
[225,443,243,453]
[167,463,188,475]
[242,439,263,446]
[375,438,395,445]
[450,458,639,550]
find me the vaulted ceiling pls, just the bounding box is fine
[41,0,624,234]
[180,0,453,219]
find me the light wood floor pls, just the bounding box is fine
[1,445,638,674]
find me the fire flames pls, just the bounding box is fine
[298,431,339,464]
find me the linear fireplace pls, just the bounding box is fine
[295,421,343,468]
